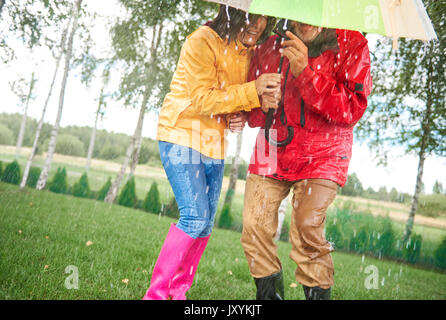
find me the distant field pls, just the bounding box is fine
[1,182,445,300]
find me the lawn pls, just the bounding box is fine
[1,182,445,300]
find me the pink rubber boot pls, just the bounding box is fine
[169,234,210,300]
[142,223,195,300]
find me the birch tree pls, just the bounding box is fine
[14,72,37,159]
[19,6,73,190]
[356,0,445,244]
[222,132,243,210]
[36,0,83,190]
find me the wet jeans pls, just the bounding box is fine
[159,141,224,239]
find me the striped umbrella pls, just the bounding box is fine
[205,0,437,48]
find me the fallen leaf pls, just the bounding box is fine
[122,279,129,285]
[290,283,298,288]
[86,241,93,247]
[45,236,49,240]
[18,230,22,234]
[227,271,233,276]
[234,258,239,263]
[44,265,49,270]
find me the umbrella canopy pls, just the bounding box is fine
[205,0,437,47]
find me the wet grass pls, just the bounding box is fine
[1,182,445,300]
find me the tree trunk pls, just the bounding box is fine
[36,0,82,190]
[104,100,147,203]
[402,63,434,244]
[85,88,103,173]
[15,71,36,159]
[20,12,72,190]
[128,90,150,177]
[223,132,243,208]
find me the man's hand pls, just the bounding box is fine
[281,31,309,78]
[227,112,247,133]
[255,73,281,96]
[260,89,281,113]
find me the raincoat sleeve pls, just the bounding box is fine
[183,32,260,116]
[246,49,267,128]
[292,40,372,126]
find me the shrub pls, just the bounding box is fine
[96,177,112,201]
[43,134,85,157]
[402,233,422,264]
[349,227,370,253]
[99,143,122,160]
[26,167,41,188]
[433,236,446,270]
[374,219,396,257]
[417,194,446,218]
[218,204,234,229]
[143,181,162,213]
[48,167,68,194]
[1,160,21,185]
[72,172,90,198]
[326,223,344,249]
[0,124,13,145]
[0,161,3,178]
[161,197,180,219]
[117,176,137,208]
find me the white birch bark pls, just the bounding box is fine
[36,0,82,190]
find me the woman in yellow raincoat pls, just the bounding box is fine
[143,5,280,300]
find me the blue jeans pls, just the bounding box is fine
[159,141,225,239]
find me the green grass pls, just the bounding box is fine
[1,182,445,300]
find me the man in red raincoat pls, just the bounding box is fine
[239,20,372,300]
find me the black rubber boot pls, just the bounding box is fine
[302,285,331,300]
[254,270,284,300]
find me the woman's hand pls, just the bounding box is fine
[255,73,281,96]
[260,90,281,113]
[227,112,247,133]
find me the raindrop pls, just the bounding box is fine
[224,49,228,55]
[265,65,269,70]
[381,277,385,286]
[308,187,312,195]
[256,69,260,77]
[195,170,200,178]
[361,255,365,263]
[245,12,250,25]
[317,65,321,70]
[294,199,299,208]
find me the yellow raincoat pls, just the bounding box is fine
[156,26,261,160]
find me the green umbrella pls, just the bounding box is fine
[206,0,437,47]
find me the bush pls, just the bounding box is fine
[326,222,344,249]
[143,181,162,213]
[117,176,137,208]
[433,236,446,270]
[0,161,3,178]
[1,160,21,185]
[218,204,234,229]
[350,227,370,253]
[48,167,68,194]
[96,177,112,201]
[72,172,90,198]
[99,143,122,160]
[374,219,396,257]
[26,167,41,188]
[417,194,446,218]
[0,124,13,145]
[42,134,85,157]
[402,233,422,264]
[161,197,180,219]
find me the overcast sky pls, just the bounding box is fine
[0,0,445,195]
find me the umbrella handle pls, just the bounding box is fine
[264,109,295,147]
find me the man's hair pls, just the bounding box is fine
[208,5,276,45]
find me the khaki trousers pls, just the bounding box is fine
[241,174,338,289]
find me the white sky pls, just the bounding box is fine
[0,0,445,195]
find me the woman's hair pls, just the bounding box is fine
[208,5,276,45]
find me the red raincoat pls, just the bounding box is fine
[247,29,372,187]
